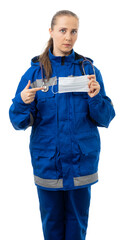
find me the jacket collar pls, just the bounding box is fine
[49,48,75,64]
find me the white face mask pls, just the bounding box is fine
[52,75,89,94]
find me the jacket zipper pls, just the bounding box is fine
[61,56,65,65]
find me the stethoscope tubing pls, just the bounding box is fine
[82,58,96,75]
[40,58,95,92]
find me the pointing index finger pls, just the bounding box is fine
[29,87,44,92]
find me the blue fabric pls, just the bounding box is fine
[37,187,91,240]
[9,48,115,190]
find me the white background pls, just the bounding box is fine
[1,0,129,239]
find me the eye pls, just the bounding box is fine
[71,29,77,35]
[60,29,66,33]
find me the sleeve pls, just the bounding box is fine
[88,68,115,128]
[9,76,36,130]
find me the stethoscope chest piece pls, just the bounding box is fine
[41,83,49,92]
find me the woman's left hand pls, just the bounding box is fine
[88,75,100,98]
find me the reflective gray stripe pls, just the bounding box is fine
[31,77,57,88]
[34,175,63,188]
[29,113,34,126]
[74,172,98,186]
[34,172,98,189]
[26,113,34,128]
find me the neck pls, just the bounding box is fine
[53,49,72,57]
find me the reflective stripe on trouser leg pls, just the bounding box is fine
[64,186,91,240]
[37,188,65,240]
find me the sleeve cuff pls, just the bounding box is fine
[88,93,102,104]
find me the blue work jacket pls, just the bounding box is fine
[9,49,115,191]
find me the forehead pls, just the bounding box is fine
[54,15,79,29]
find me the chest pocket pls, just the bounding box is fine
[72,92,89,113]
[36,88,56,115]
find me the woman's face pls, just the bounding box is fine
[49,16,79,56]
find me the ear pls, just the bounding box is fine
[49,28,53,38]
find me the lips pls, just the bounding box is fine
[63,44,71,47]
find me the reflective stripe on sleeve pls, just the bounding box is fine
[34,172,98,189]
[29,113,34,126]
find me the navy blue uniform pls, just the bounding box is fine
[9,48,115,239]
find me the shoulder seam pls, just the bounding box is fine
[75,52,93,63]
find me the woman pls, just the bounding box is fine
[9,10,115,240]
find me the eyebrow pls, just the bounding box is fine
[59,27,78,31]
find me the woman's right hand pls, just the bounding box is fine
[21,80,44,104]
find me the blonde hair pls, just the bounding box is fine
[39,10,79,79]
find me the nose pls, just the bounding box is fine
[65,32,71,41]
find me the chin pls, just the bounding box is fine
[61,48,72,55]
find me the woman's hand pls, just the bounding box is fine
[21,80,44,104]
[88,75,100,98]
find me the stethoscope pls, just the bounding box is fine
[40,62,49,92]
[81,57,95,76]
[40,58,95,92]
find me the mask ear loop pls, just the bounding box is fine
[82,58,96,76]
[51,78,58,94]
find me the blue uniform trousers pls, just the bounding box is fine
[37,186,91,240]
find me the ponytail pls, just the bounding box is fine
[39,38,53,80]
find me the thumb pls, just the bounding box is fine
[25,80,31,89]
